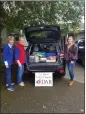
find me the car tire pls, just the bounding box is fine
[59,73,65,77]
[55,72,65,78]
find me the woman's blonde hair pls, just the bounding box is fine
[8,35,14,42]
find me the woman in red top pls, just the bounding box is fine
[15,37,26,86]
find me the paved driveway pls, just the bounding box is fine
[1,62,84,113]
[65,63,84,83]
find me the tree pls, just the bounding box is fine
[2,0,85,36]
[0,1,6,44]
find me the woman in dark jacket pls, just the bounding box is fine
[64,34,78,86]
[3,35,15,91]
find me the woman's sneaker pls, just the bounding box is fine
[6,83,15,87]
[18,82,25,86]
[7,86,15,91]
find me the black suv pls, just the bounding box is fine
[24,26,65,76]
[75,38,85,66]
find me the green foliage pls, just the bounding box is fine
[0,1,6,44]
[1,0,85,36]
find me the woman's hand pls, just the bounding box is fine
[5,64,9,68]
[17,60,22,67]
[18,62,22,67]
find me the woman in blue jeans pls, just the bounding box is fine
[3,35,15,91]
[15,37,26,86]
[65,33,78,86]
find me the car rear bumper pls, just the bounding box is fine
[25,63,65,73]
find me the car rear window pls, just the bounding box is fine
[30,31,58,39]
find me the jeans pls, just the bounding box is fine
[5,65,12,88]
[17,64,24,84]
[67,61,75,81]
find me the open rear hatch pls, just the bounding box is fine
[24,25,61,43]
[24,26,65,72]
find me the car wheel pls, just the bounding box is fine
[55,72,65,78]
[59,73,65,77]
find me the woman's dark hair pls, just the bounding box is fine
[68,32,74,38]
[67,32,74,41]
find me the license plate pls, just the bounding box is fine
[35,72,53,87]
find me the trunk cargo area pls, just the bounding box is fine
[27,43,61,72]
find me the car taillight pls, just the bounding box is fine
[24,69,28,73]
[60,69,64,73]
